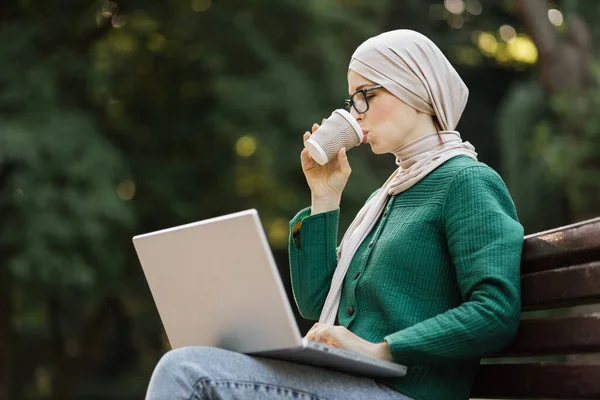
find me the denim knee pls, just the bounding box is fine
[152,349,177,379]
[155,346,226,378]
[152,347,201,383]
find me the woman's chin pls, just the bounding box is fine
[369,142,384,154]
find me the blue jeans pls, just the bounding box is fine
[145,346,412,399]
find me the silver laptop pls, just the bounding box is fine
[132,209,407,378]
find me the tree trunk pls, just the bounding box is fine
[515,0,595,94]
[0,162,16,400]
[515,0,599,223]
[49,295,71,400]
[0,270,12,400]
[516,0,600,360]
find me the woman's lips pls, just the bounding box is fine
[362,130,369,143]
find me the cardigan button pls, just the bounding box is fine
[368,240,374,248]
[348,306,355,316]
[353,271,360,280]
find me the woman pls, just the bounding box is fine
[145,30,523,400]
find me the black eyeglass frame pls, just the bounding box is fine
[344,84,383,114]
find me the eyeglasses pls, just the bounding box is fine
[344,85,383,114]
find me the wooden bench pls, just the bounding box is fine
[471,216,600,399]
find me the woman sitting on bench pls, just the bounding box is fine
[145,29,524,400]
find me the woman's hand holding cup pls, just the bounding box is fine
[301,119,352,215]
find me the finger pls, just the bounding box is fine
[337,147,351,175]
[304,323,320,341]
[307,323,327,341]
[301,148,313,164]
[323,335,340,347]
[312,326,328,343]
[317,329,341,348]
[316,326,343,348]
[311,123,319,133]
[313,324,335,344]
[322,118,326,124]
[303,131,311,143]
[326,329,345,348]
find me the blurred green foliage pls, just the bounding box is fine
[541,63,600,220]
[1,0,599,399]
[496,1,600,231]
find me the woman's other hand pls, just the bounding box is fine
[304,323,393,362]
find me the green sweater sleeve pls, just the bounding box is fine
[384,165,524,365]
[288,207,340,320]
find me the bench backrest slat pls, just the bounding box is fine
[472,362,600,398]
[521,217,600,274]
[521,261,600,311]
[489,313,600,357]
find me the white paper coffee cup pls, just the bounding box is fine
[304,109,363,165]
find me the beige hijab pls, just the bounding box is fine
[318,30,478,325]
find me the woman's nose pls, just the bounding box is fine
[349,107,363,122]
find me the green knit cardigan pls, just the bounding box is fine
[288,156,524,400]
